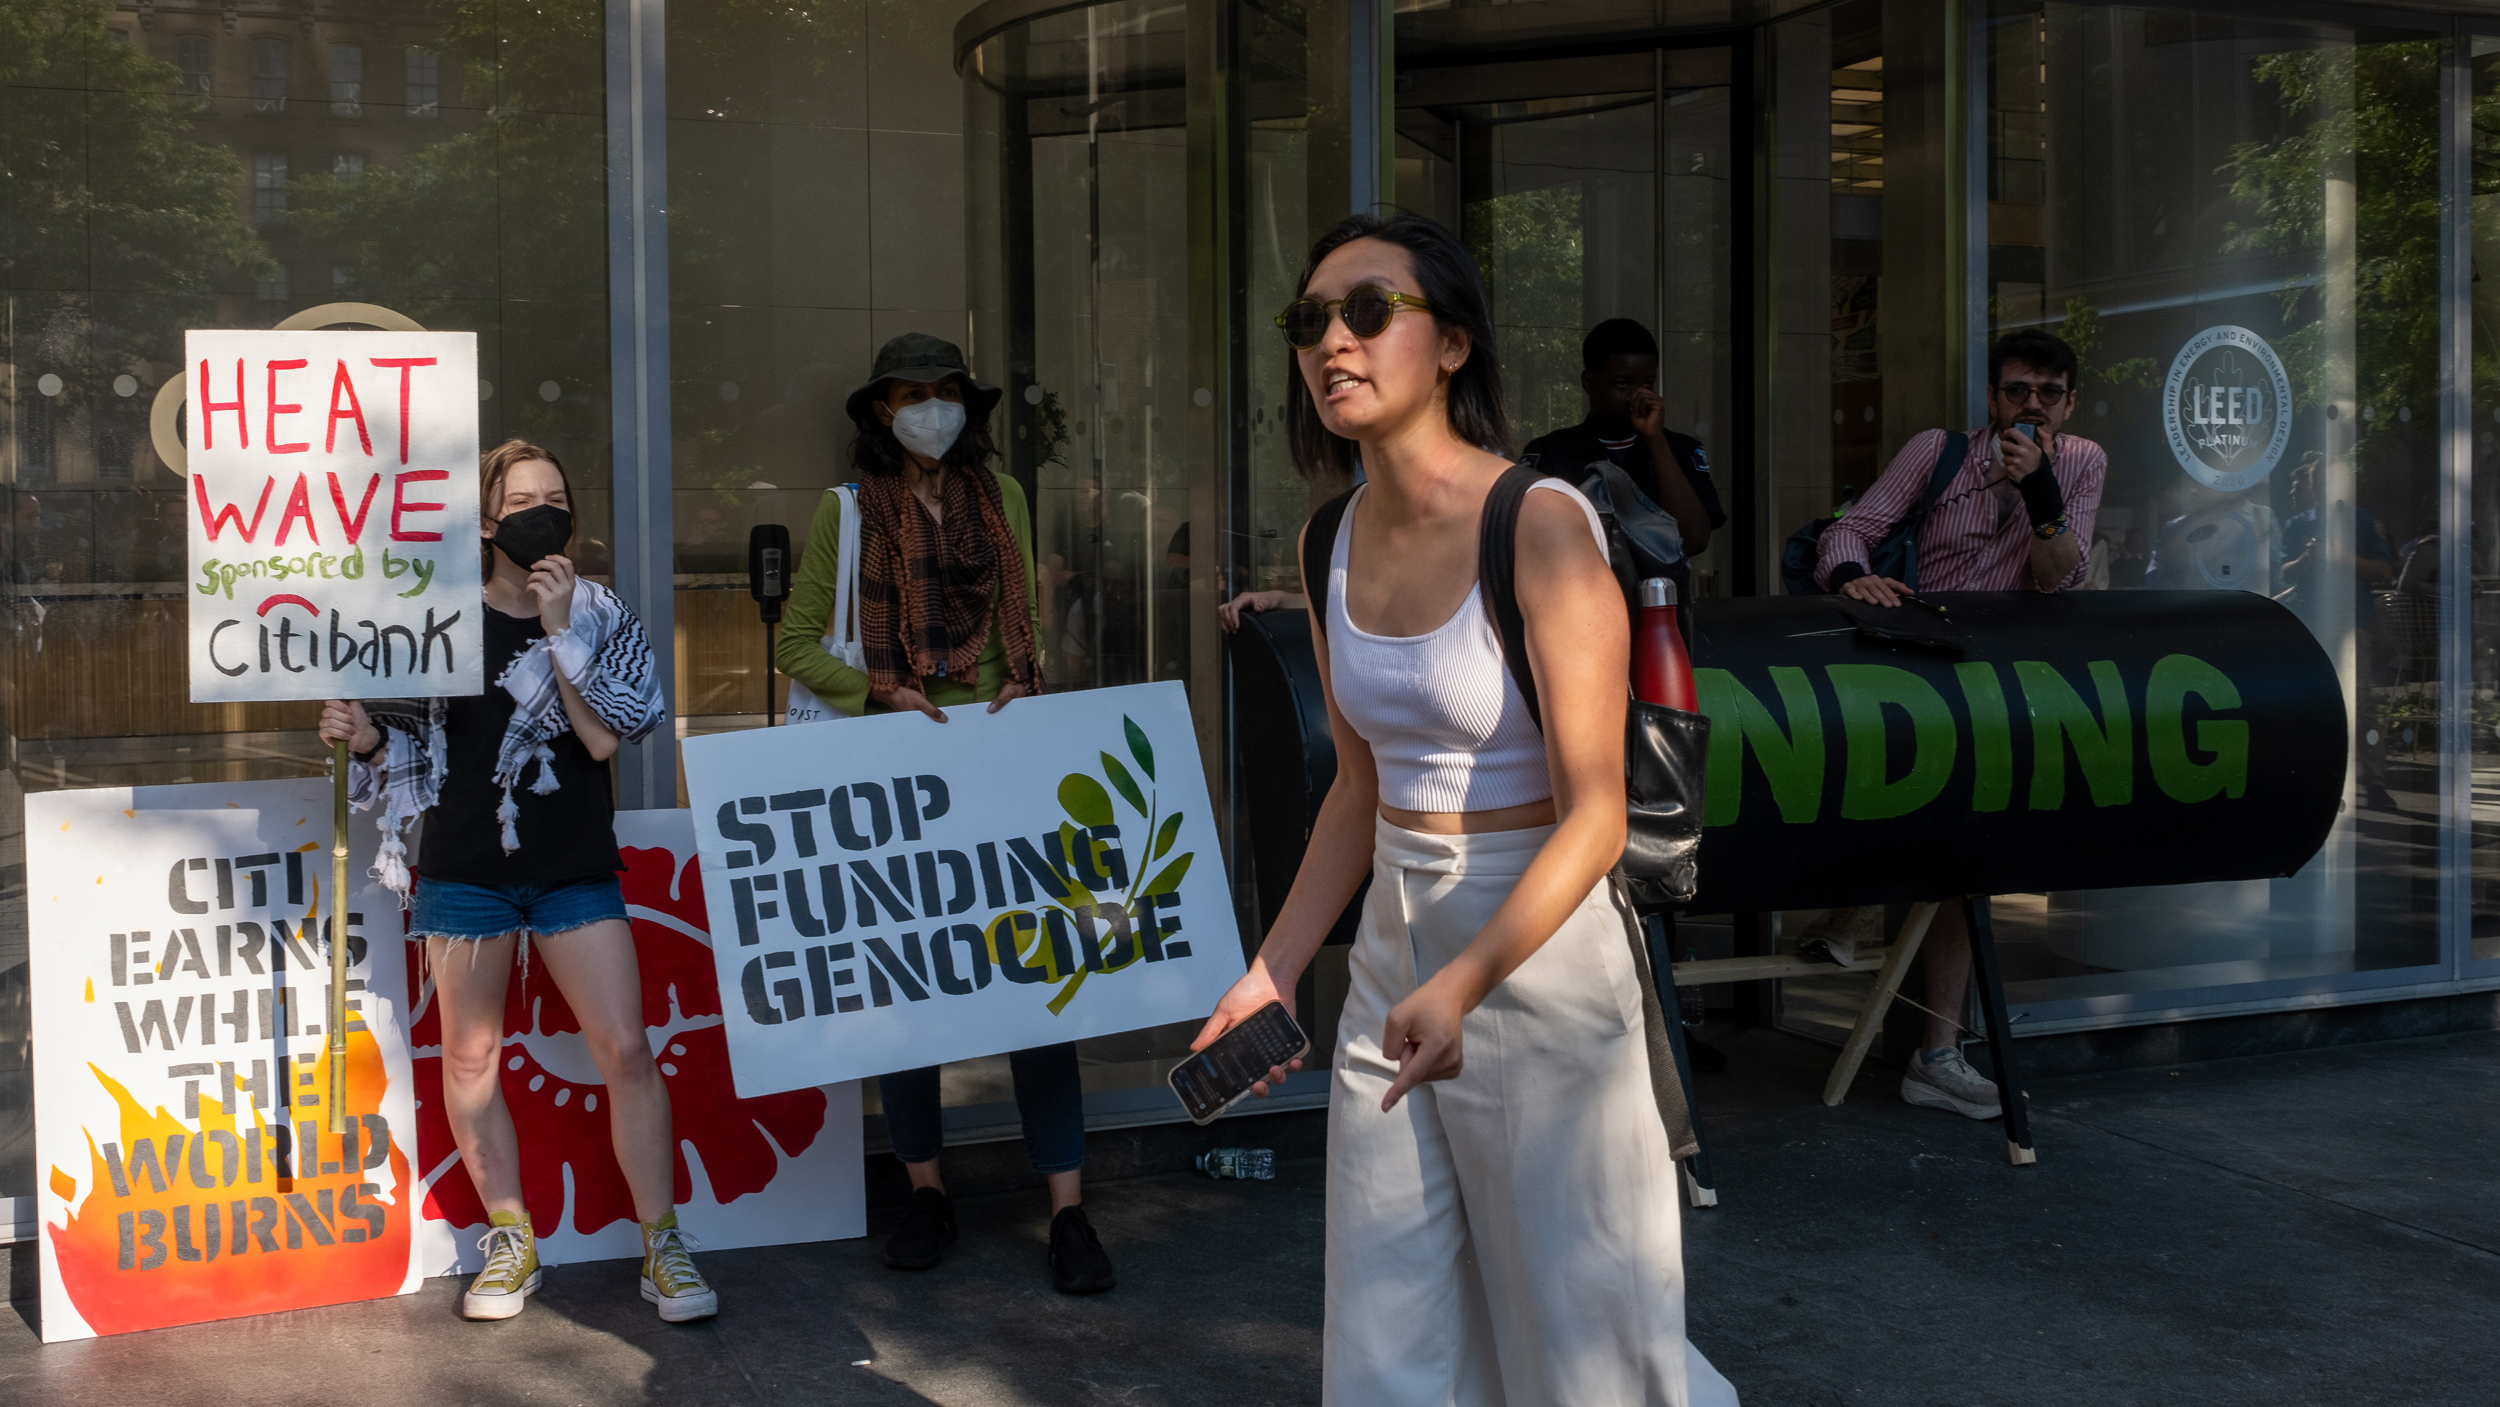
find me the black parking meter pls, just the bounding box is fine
[749,524,791,723]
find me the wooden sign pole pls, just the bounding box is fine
[330,737,351,1134]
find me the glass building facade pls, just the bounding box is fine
[7,0,2500,1223]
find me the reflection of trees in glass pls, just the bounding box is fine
[2,1,270,296]
[280,0,622,468]
[285,1,601,316]
[1468,186,1583,444]
[2056,296,2155,392]
[2224,42,2440,471]
[2,0,272,413]
[652,2,846,491]
[1027,385,1072,471]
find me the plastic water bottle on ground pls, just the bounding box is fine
[1678,951,1706,1027]
[1196,1148,1276,1180]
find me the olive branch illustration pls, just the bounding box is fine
[1007,714,1190,1016]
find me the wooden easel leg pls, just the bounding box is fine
[1821,901,1938,1107]
[1963,896,2037,1166]
[1646,912,1718,1208]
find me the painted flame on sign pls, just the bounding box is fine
[46,1030,410,1336]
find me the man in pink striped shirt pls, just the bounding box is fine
[1813,328,2106,1123]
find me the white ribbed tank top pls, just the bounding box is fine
[1326,480,1608,813]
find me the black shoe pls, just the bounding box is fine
[882,1186,957,1270]
[1048,1205,1116,1295]
[1685,1036,1729,1074]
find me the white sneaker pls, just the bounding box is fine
[1901,1047,2003,1120]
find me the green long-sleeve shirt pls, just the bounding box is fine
[775,471,1039,714]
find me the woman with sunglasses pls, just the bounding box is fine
[1193,212,1738,1405]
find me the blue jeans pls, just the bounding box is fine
[881,1043,1087,1174]
[410,875,627,941]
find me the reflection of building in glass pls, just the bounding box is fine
[250,151,287,225]
[176,33,212,99]
[250,37,286,113]
[404,48,440,119]
[329,43,364,118]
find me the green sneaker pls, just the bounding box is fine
[462,1210,541,1321]
[640,1211,718,1322]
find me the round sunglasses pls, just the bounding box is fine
[1275,285,1435,350]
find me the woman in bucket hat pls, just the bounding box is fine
[776,333,1115,1294]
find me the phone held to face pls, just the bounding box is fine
[2013,422,2038,444]
[1168,1002,1310,1126]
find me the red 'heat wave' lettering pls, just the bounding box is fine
[193,475,275,543]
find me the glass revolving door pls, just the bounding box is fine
[962,0,1333,1126]
[967,2,1191,695]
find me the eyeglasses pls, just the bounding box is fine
[1996,382,2071,406]
[1275,285,1435,350]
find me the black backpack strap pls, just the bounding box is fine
[1479,464,1546,733]
[1300,487,1357,641]
[1895,431,1969,593]
[1912,432,1969,520]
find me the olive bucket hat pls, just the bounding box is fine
[845,332,1003,431]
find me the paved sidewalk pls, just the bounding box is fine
[1683,1026,2500,1406]
[2,1027,2493,1405]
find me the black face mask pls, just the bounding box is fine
[492,504,572,569]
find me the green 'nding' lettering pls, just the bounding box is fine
[1828,664,1957,820]
[2017,659,2132,809]
[2146,653,2248,802]
[1696,666,1824,825]
[1955,662,2014,812]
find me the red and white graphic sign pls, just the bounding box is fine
[410,810,863,1273]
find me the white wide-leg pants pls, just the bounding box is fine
[1324,818,1738,1407]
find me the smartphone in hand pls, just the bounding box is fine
[1168,1002,1309,1126]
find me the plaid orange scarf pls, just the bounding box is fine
[855,468,1041,696]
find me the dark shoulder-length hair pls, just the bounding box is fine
[849,376,1001,481]
[1284,211,1511,481]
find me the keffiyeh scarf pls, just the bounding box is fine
[349,578,665,902]
[855,468,1041,694]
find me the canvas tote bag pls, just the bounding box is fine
[783,484,867,724]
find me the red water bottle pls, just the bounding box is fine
[1632,577,1697,712]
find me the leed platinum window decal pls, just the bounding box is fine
[2162,326,2294,492]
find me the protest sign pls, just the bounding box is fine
[27,779,422,1342]
[679,681,1245,1097]
[1686,590,2345,911]
[410,811,864,1273]
[183,329,481,702]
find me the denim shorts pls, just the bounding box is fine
[409,875,628,942]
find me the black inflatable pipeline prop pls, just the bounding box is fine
[1685,590,2347,913]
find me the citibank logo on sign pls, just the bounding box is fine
[2162,325,2294,492]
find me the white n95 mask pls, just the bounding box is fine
[891,398,967,461]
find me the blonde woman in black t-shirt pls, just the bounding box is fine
[320,439,708,1325]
